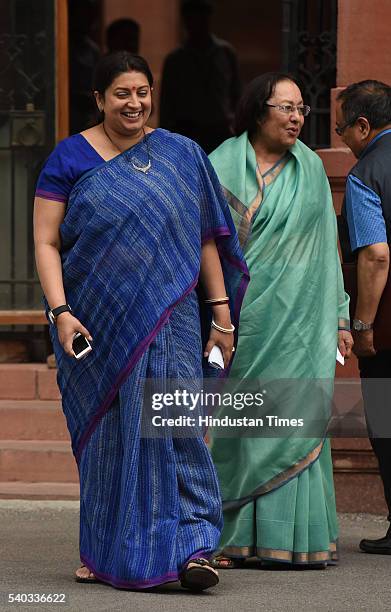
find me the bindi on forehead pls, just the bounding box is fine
[114,85,149,92]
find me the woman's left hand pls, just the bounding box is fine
[204,327,234,369]
[338,330,354,360]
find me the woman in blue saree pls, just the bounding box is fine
[33,52,248,590]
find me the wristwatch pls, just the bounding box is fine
[352,318,373,331]
[48,304,72,325]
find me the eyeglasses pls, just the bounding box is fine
[335,119,356,136]
[265,103,311,117]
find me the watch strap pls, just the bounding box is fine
[353,318,373,331]
[48,304,72,325]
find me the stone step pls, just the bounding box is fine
[0,481,79,500]
[0,364,60,400]
[0,440,78,483]
[0,400,68,440]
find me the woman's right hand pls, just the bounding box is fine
[55,312,93,357]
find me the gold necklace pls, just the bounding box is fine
[102,123,152,174]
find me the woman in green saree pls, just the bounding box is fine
[209,73,353,568]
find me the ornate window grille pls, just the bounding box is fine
[281,0,337,149]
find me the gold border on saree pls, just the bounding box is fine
[221,541,338,563]
[223,440,324,511]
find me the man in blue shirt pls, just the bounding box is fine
[338,80,391,554]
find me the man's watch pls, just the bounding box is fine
[48,304,72,325]
[352,318,374,332]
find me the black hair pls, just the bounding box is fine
[337,80,391,129]
[93,51,153,95]
[181,0,213,16]
[234,72,301,137]
[106,19,140,54]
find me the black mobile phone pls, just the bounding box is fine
[72,333,92,360]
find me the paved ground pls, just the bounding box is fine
[0,501,390,612]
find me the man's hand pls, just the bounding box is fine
[352,329,376,357]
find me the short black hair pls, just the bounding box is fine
[181,0,213,16]
[337,80,391,129]
[106,19,140,54]
[234,72,301,137]
[93,51,153,95]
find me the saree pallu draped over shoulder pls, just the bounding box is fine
[209,132,349,564]
[49,129,249,588]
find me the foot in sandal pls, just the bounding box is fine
[211,555,245,569]
[180,558,219,591]
[75,565,97,583]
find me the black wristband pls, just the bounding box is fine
[48,304,72,325]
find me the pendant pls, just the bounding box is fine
[131,160,151,174]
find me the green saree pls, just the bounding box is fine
[209,132,349,564]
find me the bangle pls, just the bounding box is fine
[210,300,230,307]
[338,326,351,332]
[211,318,235,334]
[205,296,229,304]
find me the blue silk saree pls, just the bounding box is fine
[48,129,248,588]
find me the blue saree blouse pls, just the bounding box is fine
[36,133,103,203]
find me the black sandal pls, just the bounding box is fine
[180,558,219,591]
[75,564,98,583]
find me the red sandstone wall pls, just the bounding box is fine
[337,0,391,86]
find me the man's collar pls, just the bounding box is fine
[360,127,391,158]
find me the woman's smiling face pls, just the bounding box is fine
[95,70,152,136]
[257,79,305,151]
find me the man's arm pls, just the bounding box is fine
[343,173,389,356]
[354,242,389,356]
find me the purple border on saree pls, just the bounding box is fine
[201,225,250,379]
[80,554,178,589]
[216,243,250,378]
[75,277,199,462]
[80,548,212,590]
[201,225,231,244]
[75,225,249,462]
[202,225,250,323]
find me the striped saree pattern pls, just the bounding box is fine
[48,129,249,587]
